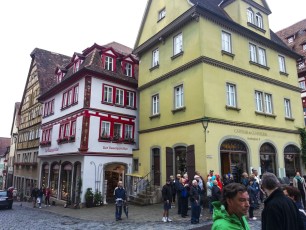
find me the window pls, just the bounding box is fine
[255,91,263,112]
[258,47,267,66]
[278,55,286,73]
[173,33,183,55]
[152,48,159,67]
[152,94,159,115]
[43,99,54,117]
[124,124,133,139]
[249,44,257,62]
[250,44,267,66]
[71,120,76,136]
[113,123,122,139]
[124,63,132,77]
[103,85,113,103]
[105,56,113,71]
[255,13,263,29]
[101,121,111,138]
[226,83,237,107]
[284,99,292,118]
[116,89,124,106]
[56,71,64,83]
[73,60,81,73]
[288,36,294,43]
[299,62,305,69]
[133,159,139,172]
[126,91,135,108]
[264,93,273,114]
[222,31,232,53]
[174,85,184,109]
[41,128,52,142]
[62,85,79,109]
[247,9,254,24]
[303,44,306,51]
[300,81,306,90]
[158,8,166,21]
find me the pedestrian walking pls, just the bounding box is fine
[261,172,303,230]
[247,177,257,220]
[37,187,44,208]
[44,187,51,207]
[31,185,39,208]
[114,181,126,221]
[190,179,201,224]
[161,179,173,223]
[293,171,306,208]
[212,183,250,230]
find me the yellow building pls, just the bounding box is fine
[132,0,304,185]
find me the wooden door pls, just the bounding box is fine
[152,150,160,186]
[221,152,230,177]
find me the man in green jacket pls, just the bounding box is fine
[212,183,250,230]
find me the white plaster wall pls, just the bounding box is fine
[42,78,85,124]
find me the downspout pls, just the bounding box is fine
[187,0,195,6]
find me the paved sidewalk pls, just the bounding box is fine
[18,201,213,228]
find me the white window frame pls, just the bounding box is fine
[104,86,113,103]
[303,44,306,51]
[249,44,257,62]
[124,124,133,139]
[173,33,183,55]
[152,48,159,67]
[288,37,294,43]
[105,56,113,71]
[152,94,159,115]
[174,85,184,109]
[158,8,166,20]
[300,81,306,90]
[101,121,111,137]
[113,123,122,138]
[284,99,292,118]
[278,55,286,73]
[255,13,263,29]
[226,83,237,107]
[255,91,263,112]
[126,91,135,108]
[125,63,132,77]
[247,9,254,24]
[222,31,232,53]
[264,93,273,114]
[116,88,124,106]
[258,47,267,66]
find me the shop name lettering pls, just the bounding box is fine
[45,148,59,152]
[234,129,267,137]
[103,146,128,151]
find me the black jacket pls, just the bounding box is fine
[211,185,221,202]
[162,183,172,201]
[262,188,304,230]
[189,185,200,202]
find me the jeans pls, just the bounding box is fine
[191,201,201,223]
[115,205,122,220]
[208,196,213,214]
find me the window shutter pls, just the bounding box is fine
[166,147,173,179]
[186,145,195,181]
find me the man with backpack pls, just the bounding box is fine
[293,172,306,208]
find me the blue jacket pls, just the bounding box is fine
[114,187,126,201]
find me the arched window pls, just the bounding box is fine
[284,145,300,178]
[260,143,276,174]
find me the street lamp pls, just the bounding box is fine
[201,117,210,142]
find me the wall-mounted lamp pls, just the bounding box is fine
[201,117,210,142]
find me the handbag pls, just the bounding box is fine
[37,197,41,204]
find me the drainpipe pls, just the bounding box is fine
[186,0,195,6]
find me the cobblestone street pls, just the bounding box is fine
[0,201,262,230]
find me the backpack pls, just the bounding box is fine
[297,179,304,190]
[181,188,187,198]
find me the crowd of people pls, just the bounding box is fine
[30,186,51,208]
[159,169,306,229]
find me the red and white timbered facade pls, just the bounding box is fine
[38,42,138,204]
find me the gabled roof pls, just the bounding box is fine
[276,19,306,39]
[39,42,138,101]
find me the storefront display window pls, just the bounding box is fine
[284,145,300,178]
[50,164,59,197]
[61,163,72,201]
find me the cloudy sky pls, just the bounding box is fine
[0,0,305,137]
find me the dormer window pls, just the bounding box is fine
[288,36,294,43]
[73,59,82,73]
[56,70,64,83]
[105,56,114,71]
[247,8,254,24]
[255,13,263,29]
[158,8,166,21]
[299,62,305,69]
[303,44,306,51]
[124,63,133,77]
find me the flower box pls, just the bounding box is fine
[57,137,69,144]
[40,141,51,147]
[69,136,75,142]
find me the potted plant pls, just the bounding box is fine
[93,190,103,206]
[69,135,75,142]
[85,188,94,208]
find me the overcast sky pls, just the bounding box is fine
[0,0,305,137]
